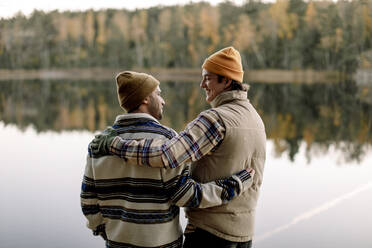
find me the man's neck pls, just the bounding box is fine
[130,106,150,116]
[130,109,146,114]
[128,109,158,121]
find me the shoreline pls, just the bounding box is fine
[0,68,349,83]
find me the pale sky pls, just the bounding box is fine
[0,0,252,19]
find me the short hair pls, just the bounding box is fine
[217,74,244,91]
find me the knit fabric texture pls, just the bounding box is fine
[202,46,244,82]
[116,71,160,112]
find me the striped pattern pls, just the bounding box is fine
[82,175,181,203]
[216,170,251,202]
[81,113,253,248]
[110,109,225,168]
[99,205,179,224]
[82,203,179,224]
[113,119,175,140]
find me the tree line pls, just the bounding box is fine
[1,0,372,72]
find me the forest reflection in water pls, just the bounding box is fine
[0,79,371,162]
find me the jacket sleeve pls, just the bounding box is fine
[80,154,106,240]
[163,165,254,208]
[109,109,225,169]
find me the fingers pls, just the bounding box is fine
[90,140,100,147]
[93,135,107,144]
[103,127,117,135]
[89,128,117,156]
[247,168,255,177]
[90,143,98,150]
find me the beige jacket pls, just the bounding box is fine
[186,90,266,242]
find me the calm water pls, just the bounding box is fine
[0,80,371,248]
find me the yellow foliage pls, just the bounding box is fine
[159,42,171,51]
[97,12,107,45]
[305,1,320,29]
[69,16,83,40]
[182,10,195,29]
[86,99,96,131]
[357,119,370,144]
[84,11,95,45]
[303,127,315,147]
[319,105,332,117]
[15,102,24,127]
[268,0,299,40]
[188,43,198,66]
[131,11,148,43]
[279,113,297,138]
[360,56,372,68]
[270,113,297,141]
[320,36,332,49]
[233,14,255,51]
[359,87,370,100]
[182,11,198,65]
[55,105,70,130]
[112,11,129,40]
[335,28,343,51]
[55,15,83,41]
[320,105,341,127]
[187,84,201,120]
[256,10,273,43]
[273,138,288,156]
[200,7,220,53]
[139,10,148,29]
[70,106,84,128]
[222,24,236,45]
[159,9,172,35]
[98,96,108,130]
[0,95,4,120]
[320,29,343,52]
[79,49,87,60]
[362,7,372,38]
[54,15,67,41]
[332,107,341,127]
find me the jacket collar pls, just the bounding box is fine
[210,90,248,108]
[114,113,160,125]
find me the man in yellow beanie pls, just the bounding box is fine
[81,70,255,248]
[90,47,266,248]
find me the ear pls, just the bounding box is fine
[142,96,150,105]
[224,78,232,89]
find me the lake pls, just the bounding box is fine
[0,79,371,248]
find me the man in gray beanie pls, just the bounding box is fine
[80,71,255,248]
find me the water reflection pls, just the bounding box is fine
[0,80,371,162]
[1,124,371,248]
[249,83,372,162]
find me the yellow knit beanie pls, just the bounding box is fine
[202,46,244,82]
[116,71,160,112]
